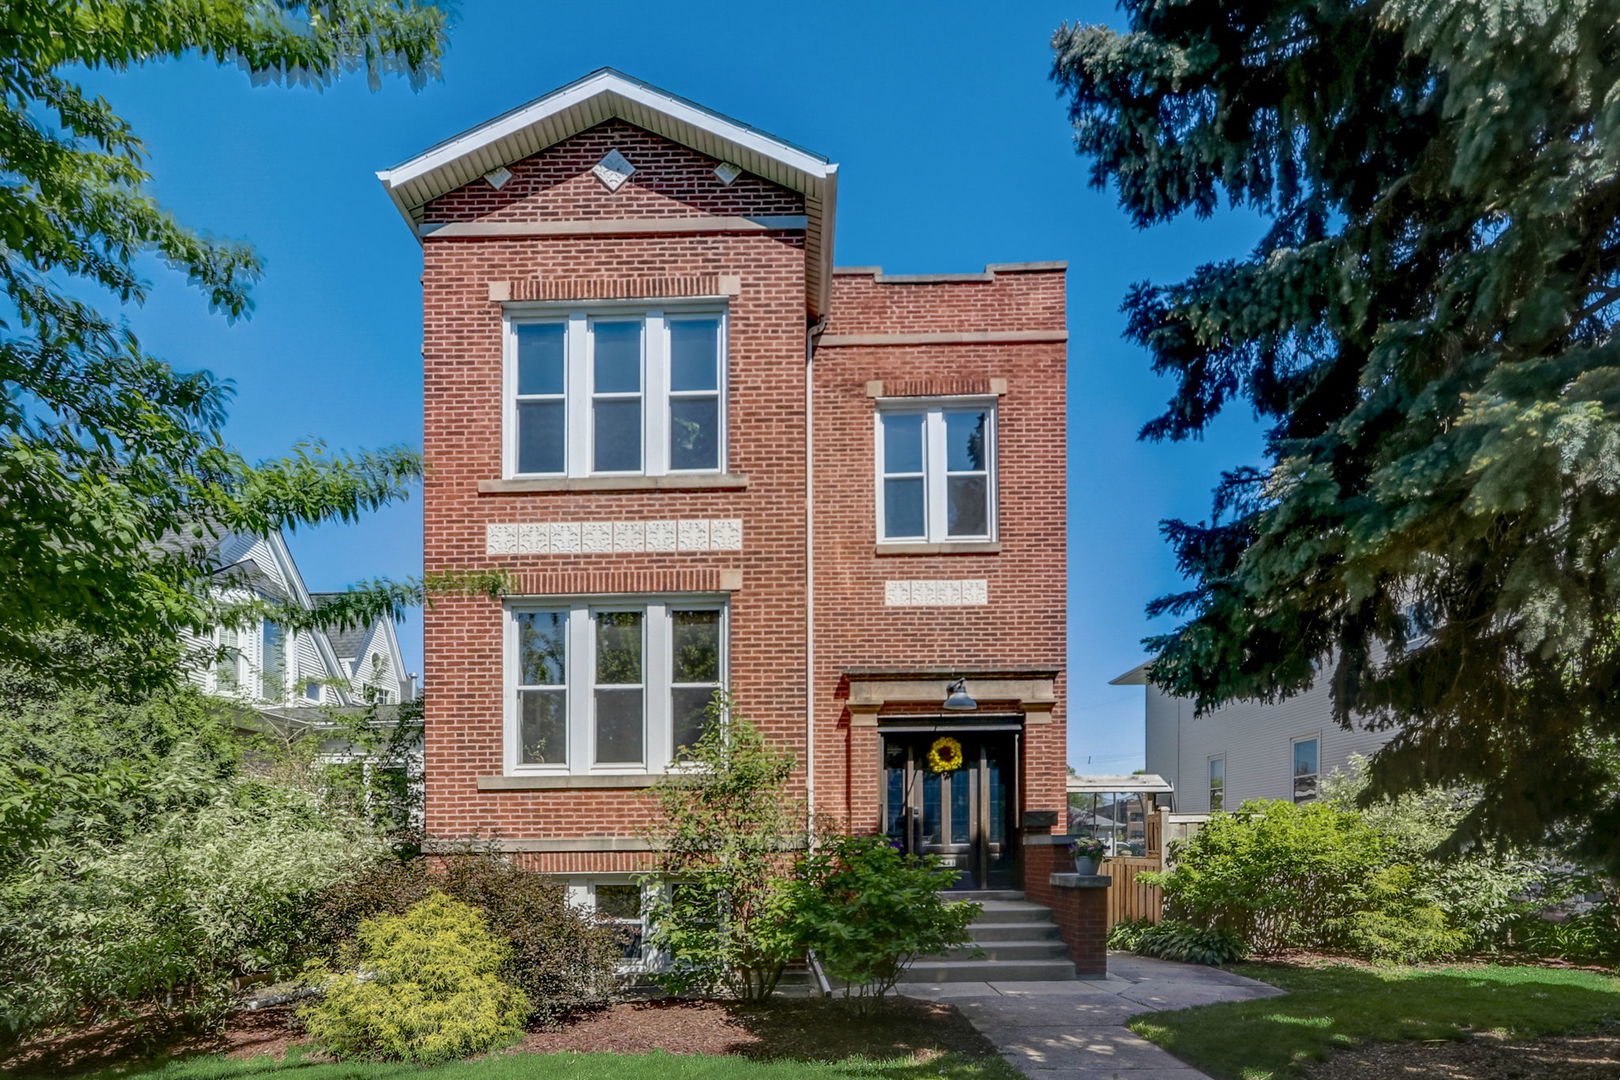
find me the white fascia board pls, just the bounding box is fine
[377,70,833,192]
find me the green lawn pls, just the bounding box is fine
[1129,962,1620,1080]
[100,1051,1023,1080]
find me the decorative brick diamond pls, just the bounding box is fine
[592,149,636,192]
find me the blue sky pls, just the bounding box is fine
[81,1,1266,772]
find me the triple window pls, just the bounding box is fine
[877,402,997,542]
[508,600,726,774]
[507,306,726,478]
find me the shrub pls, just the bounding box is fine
[789,836,978,1007]
[300,893,529,1064]
[313,846,621,1024]
[0,783,385,1045]
[640,698,805,999]
[1106,919,1244,965]
[1149,799,1393,953]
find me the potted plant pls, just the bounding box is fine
[1068,836,1107,875]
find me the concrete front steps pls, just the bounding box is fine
[903,890,1077,982]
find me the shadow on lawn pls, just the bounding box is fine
[723,997,1000,1063]
[1131,963,1620,1080]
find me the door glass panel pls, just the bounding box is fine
[987,746,1006,845]
[922,772,942,843]
[949,766,972,844]
[884,743,906,841]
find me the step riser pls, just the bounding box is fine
[970,908,1051,924]
[945,890,1027,902]
[902,960,1076,982]
[920,943,1070,962]
[971,923,1064,942]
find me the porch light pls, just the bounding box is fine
[943,678,977,711]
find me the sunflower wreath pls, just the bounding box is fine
[927,736,965,774]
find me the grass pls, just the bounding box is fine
[1129,961,1620,1080]
[85,1051,1025,1080]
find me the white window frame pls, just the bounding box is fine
[874,397,998,544]
[1207,754,1226,812]
[504,596,729,776]
[502,301,729,479]
[1291,735,1320,803]
[566,878,656,972]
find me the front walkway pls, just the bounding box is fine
[896,952,1284,1080]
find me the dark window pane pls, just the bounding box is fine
[672,686,715,752]
[1293,739,1318,777]
[671,609,720,683]
[519,689,567,764]
[596,884,641,919]
[670,317,720,392]
[923,773,942,843]
[593,399,642,472]
[945,410,988,471]
[593,321,642,393]
[516,323,565,395]
[882,412,924,473]
[884,477,925,538]
[595,611,643,684]
[594,688,644,763]
[516,611,567,685]
[949,766,972,844]
[669,397,719,470]
[517,400,565,474]
[946,475,988,536]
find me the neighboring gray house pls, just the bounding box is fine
[1111,663,1395,812]
[184,531,415,710]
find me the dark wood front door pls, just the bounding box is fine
[882,732,1016,890]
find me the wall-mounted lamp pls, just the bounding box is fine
[943,678,977,712]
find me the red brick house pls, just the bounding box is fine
[379,70,1082,970]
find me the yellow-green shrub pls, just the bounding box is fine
[299,892,529,1063]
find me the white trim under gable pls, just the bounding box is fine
[374,68,839,315]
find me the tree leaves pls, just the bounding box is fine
[1054,0,1620,868]
[0,1,448,689]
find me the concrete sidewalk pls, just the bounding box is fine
[896,952,1284,1080]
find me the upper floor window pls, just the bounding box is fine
[507,598,726,774]
[1208,754,1225,812]
[876,402,996,543]
[506,305,726,479]
[1292,737,1319,803]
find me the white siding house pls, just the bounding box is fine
[1115,663,1395,812]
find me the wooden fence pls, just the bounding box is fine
[1102,855,1163,926]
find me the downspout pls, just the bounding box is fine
[805,315,828,846]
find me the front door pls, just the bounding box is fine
[883,732,1016,890]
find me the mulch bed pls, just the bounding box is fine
[1304,1031,1620,1080]
[1,996,996,1076]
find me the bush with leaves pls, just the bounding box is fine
[300,893,528,1064]
[1107,919,1245,966]
[1151,799,1394,953]
[1,782,385,1045]
[639,697,805,999]
[789,836,977,1008]
[313,846,621,1024]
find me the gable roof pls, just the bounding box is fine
[375,68,839,314]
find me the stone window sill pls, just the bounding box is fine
[479,474,749,494]
[873,541,1002,556]
[477,774,663,790]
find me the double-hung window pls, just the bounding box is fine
[506,305,726,478]
[508,599,726,774]
[1291,737,1319,803]
[877,401,996,542]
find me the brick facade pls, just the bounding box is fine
[402,82,1067,892]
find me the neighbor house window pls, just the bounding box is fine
[216,625,244,689]
[305,680,322,702]
[507,599,726,773]
[1292,737,1319,803]
[876,401,996,542]
[506,306,726,478]
[261,619,284,699]
[1208,755,1225,812]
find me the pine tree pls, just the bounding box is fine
[1053,1,1620,868]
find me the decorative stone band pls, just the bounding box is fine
[487,519,742,556]
[884,579,989,606]
[490,274,742,303]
